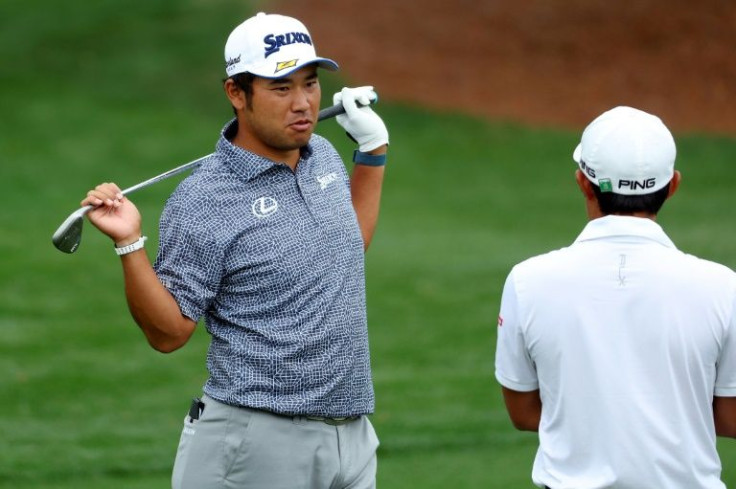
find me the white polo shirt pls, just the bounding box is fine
[495,215,736,489]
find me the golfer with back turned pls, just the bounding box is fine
[495,106,736,488]
[81,12,388,489]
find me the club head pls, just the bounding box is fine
[52,208,88,254]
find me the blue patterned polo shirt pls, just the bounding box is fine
[153,120,374,417]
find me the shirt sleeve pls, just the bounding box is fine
[715,291,736,397]
[153,198,224,323]
[495,269,539,392]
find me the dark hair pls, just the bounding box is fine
[226,72,256,114]
[592,182,671,215]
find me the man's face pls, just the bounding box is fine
[239,65,321,161]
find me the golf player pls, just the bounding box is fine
[81,12,388,489]
[495,106,736,488]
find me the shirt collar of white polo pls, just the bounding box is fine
[574,215,677,249]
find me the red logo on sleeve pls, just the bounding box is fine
[498,315,504,327]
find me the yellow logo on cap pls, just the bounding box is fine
[275,59,298,73]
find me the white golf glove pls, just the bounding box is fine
[333,86,389,152]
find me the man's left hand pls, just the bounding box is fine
[333,86,389,152]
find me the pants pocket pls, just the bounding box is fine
[171,415,198,489]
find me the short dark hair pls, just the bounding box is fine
[226,72,256,114]
[592,182,671,215]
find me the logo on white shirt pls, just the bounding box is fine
[252,196,278,218]
[317,172,338,190]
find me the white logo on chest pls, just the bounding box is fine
[252,196,278,218]
[317,172,338,190]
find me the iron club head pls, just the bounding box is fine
[52,206,92,254]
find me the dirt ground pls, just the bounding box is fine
[271,0,736,135]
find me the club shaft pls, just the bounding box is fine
[118,98,371,198]
[52,97,376,253]
[120,154,211,197]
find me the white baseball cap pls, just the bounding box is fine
[572,106,676,195]
[224,12,338,79]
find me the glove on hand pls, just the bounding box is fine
[333,86,389,152]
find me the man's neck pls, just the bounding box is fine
[227,121,301,170]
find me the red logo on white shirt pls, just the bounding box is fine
[498,315,503,327]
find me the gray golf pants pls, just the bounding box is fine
[171,394,379,489]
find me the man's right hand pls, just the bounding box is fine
[81,183,142,246]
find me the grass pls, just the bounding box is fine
[1,1,735,488]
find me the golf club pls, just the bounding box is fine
[52,94,377,254]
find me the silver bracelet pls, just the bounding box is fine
[114,236,147,256]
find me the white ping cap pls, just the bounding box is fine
[573,106,676,195]
[224,12,338,79]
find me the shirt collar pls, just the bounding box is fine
[574,215,677,249]
[215,119,314,182]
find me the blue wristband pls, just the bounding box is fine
[353,150,387,167]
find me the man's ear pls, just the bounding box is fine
[576,169,604,219]
[575,169,596,201]
[224,79,246,111]
[666,170,681,200]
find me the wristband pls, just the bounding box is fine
[352,150,387,167]
[114,236,147,256]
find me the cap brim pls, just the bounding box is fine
[252,57,339,79]
[313,58,339,71]
[572,143,582,163]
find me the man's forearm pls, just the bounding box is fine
[350,146,386,250]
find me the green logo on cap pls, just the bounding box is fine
[599,178,613,193]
